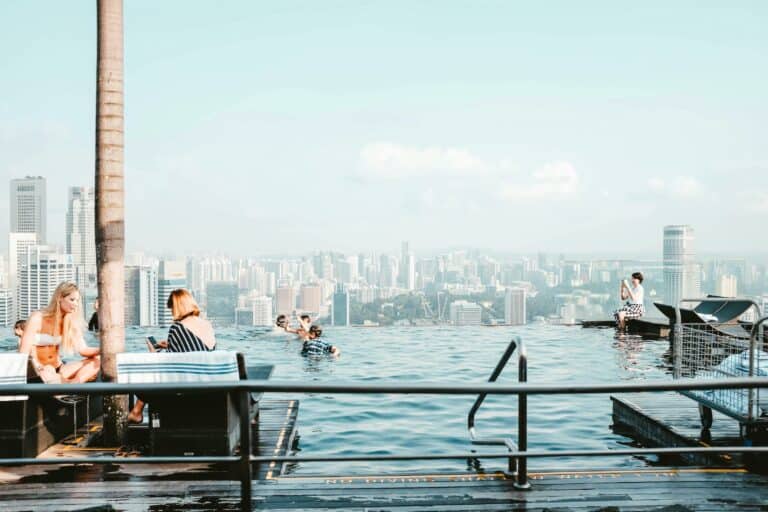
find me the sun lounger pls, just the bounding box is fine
[0,353,101,457]
[117,351,273,456]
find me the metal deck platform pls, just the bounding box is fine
[612,392,744,466]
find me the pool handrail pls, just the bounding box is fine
[466,336,529,489]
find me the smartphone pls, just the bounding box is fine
[146,336,160,349]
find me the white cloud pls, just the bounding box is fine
[746,191,768,213]
[499,161,579,200]
[359,142,486,178]
[647,176,704,198]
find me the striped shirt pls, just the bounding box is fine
[167,321,214,353]
[301,339,334,356]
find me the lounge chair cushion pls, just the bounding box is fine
[0,353,28,401]
[116,351,240,384]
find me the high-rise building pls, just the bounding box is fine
[66,187,96,287]
[0,289,12,327]
[10,176,46,243]
[8,232,38,319]
[504,287,527,325]
[125,266,158,326]
[331,284,350,326]
[275,286,296,316]
[399,241,416,290]
[206,281,238,326]
[158,259,187,327]
[18,246,75,320]
[300,284,322,315]
[251,296,273,326]
[449,300,482,326]
[663,225,700,306]
[716,274,738,298]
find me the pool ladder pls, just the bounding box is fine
[467,336,529,489]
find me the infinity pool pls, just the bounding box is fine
[1,324,671,475]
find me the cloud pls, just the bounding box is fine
[359,142,487,178]
[499,161,579,200]
[745,191,768,213]
[647,176,704,198]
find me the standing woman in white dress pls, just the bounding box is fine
[614,272,645,330]
[18,282,101,383]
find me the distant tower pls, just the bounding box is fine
[206,281,238,326]
[7,232,38,320]
[0,289,12,327]
[124,266,158,326]
[504,288,527,325]
[18,246,75,320]
[663,225,700,306]
[275,285,296,316]
[331,284,350,326]
[251,296,274,326]
[10,176,47,243]
[66,187,96,287]
[157,259,187,327]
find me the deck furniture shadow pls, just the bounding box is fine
[116,351,273,456]
[0,353,102,457]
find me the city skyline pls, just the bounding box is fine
[1,2,767,254]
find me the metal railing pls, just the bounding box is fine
[466,336,528,489]
[2,371,768,510]
[674,298,767,424]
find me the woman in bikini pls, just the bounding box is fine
[128,288,216,423]
[18,281,101,383]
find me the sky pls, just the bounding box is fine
[1,1,767,257]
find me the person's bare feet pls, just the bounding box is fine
[127,410,143,424]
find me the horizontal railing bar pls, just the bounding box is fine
[2,377,768,396]
[0,456,239,466]
[248,446,768,462]
[1,446,766,468]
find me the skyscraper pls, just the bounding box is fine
[716,275,738,298]
[66,187,96,287]
[18,246,75,320]
[8,232,37,319]
[158,259,187,327]
[331,284,350,326]
[504,287,527,325]
[300,284,322,315]
[206,281,238,326]
[251,296,273,326]
[449,300,482,326]
[275,286,296,316]
[663,225,700,306]
[10,176,46,243]
[399,241,416,290]
[0,289,12,327]
[125,266,158,326]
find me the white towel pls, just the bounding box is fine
[116,351,240,384]
[0,353,29,401]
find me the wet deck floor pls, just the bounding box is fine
[1,468,767,511]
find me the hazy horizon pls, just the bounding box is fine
[1,1,767,255]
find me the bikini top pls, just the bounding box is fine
[33,333,61,347]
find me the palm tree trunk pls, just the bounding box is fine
[95,0,126,445]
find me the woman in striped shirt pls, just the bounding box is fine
[127,289,216,422]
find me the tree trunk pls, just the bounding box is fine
[95,0,127,445]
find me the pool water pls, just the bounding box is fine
[1,324,672,475]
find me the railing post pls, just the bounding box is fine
[515,345,530,490]
[239,388,252,511]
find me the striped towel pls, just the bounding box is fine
[0,353,29,401]
[116,351,240,384]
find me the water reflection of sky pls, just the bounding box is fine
[0,324,673,475]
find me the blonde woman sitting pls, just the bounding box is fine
[128,289,216,423]
[18,282,100,384]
